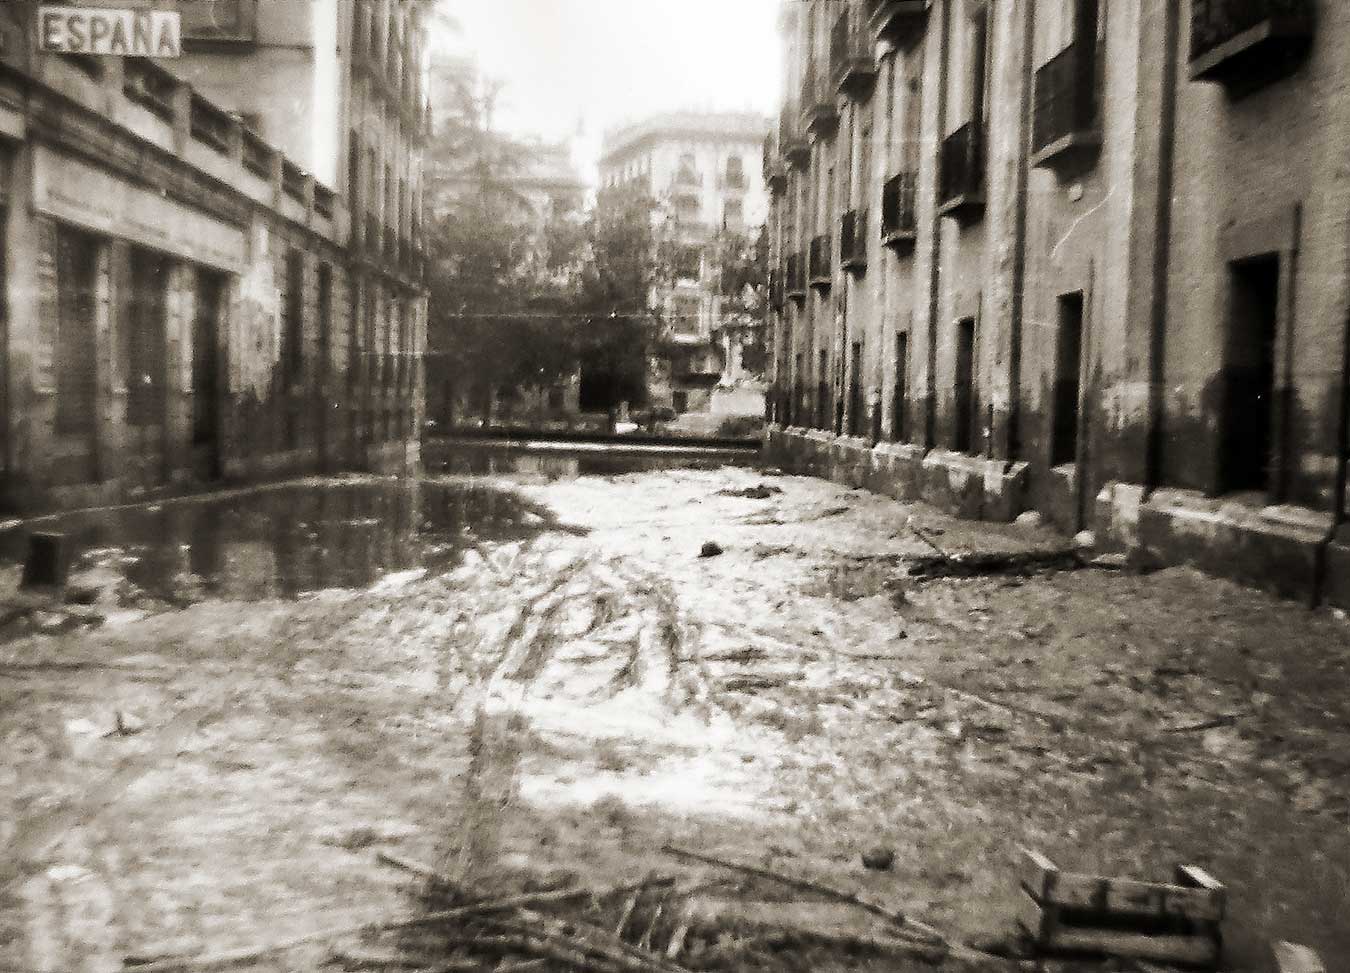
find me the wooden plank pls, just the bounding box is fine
[1028,871,1224,921]
[1014,891,1054,946]
[1176,865,1225,894]
[1046,925,1219,966]
[1018,848,1059,902]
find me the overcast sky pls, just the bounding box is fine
[435,0,782,166]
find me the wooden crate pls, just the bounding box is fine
[1017,849,1224,968]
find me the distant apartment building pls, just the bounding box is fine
[0,0,430,513]
[765,0,1350,607]
[599,111,770,415]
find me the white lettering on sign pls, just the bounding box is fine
[38,6,181,58]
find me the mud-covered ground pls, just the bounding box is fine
[2,466,1348,972]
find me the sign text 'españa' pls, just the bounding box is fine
[38,6,182,58]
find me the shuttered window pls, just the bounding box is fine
[55,226,100,434]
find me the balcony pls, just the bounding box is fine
[769,268,785,311]
[830,5,877,100]
[1189,0,1313,88]
[799,60,838,141]
[786,252,807,302]
[763,136,787,194]
[937,121,985,224]
[881,172,918,252]
[1031,41,1101,173]
[779,105,811,170]
[866,0,931,49]
[840,209,868,274]
[189,92,234,154]
[123,59,179,121]
[808,234,832,289]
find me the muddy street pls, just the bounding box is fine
[2,464,1349,972]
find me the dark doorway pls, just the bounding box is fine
[316,262,333,467]
[848,342,863,437]
[793,351,804,425]
[1052,291,1084,467]
[953,317,975,453]
[1221,255,1279,494]
[55,227,100,440]
[893,331,908,442]
[816,349,828,430]
[191,268,225,481]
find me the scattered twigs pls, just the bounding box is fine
[1161,714,1238,734]
[659,844,947,947]
[903,547,1083,581]
[909,524,948,555]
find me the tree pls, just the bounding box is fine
[711,223,769,378]
[573,183,665,412]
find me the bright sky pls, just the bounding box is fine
[434,0,782,179]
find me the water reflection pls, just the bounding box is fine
[0,480,567,603]
[427,441,757,477]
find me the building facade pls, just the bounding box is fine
[600,111,770,415]
[765,0,1350,607]
[0,0,430,514]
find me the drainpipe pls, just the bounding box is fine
[1143,0,1182,492]
[925,2,952,451]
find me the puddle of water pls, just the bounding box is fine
[0,480,565,604]
[425,441,758,477]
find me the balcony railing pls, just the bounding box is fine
[881,172,918,251]
[763,136,787,193]
[938,121,985,223]
[799,59,838,140]
[769,268,785,310]
[840,209,868,274]
[866,0,932,49]
[808,234,832,289]
[282,160,308,203]
[1189,0,1312,87]
[1031,40,1101,170]
[785,252,806,300]
[830,5,877,99]
[779,104,811,169]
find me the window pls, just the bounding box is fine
[723,199,743,229]
[55,226,100,435]
[672,295,701,335]
[181,0,257,44]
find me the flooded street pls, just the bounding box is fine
[2,457,1349,971]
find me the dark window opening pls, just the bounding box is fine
[817,349,829,431]
[1220,254,1279,494]
[1052,292,1084,466]
[893,331,908,442]
[953,317,976,453]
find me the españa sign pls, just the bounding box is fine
[38,6,182,58]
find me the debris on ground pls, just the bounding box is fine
[697,541,724,559]
[716,484,784,500]
[1273,941,1326,973]
[1017,849,1224,967]
[859,847,895,872]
